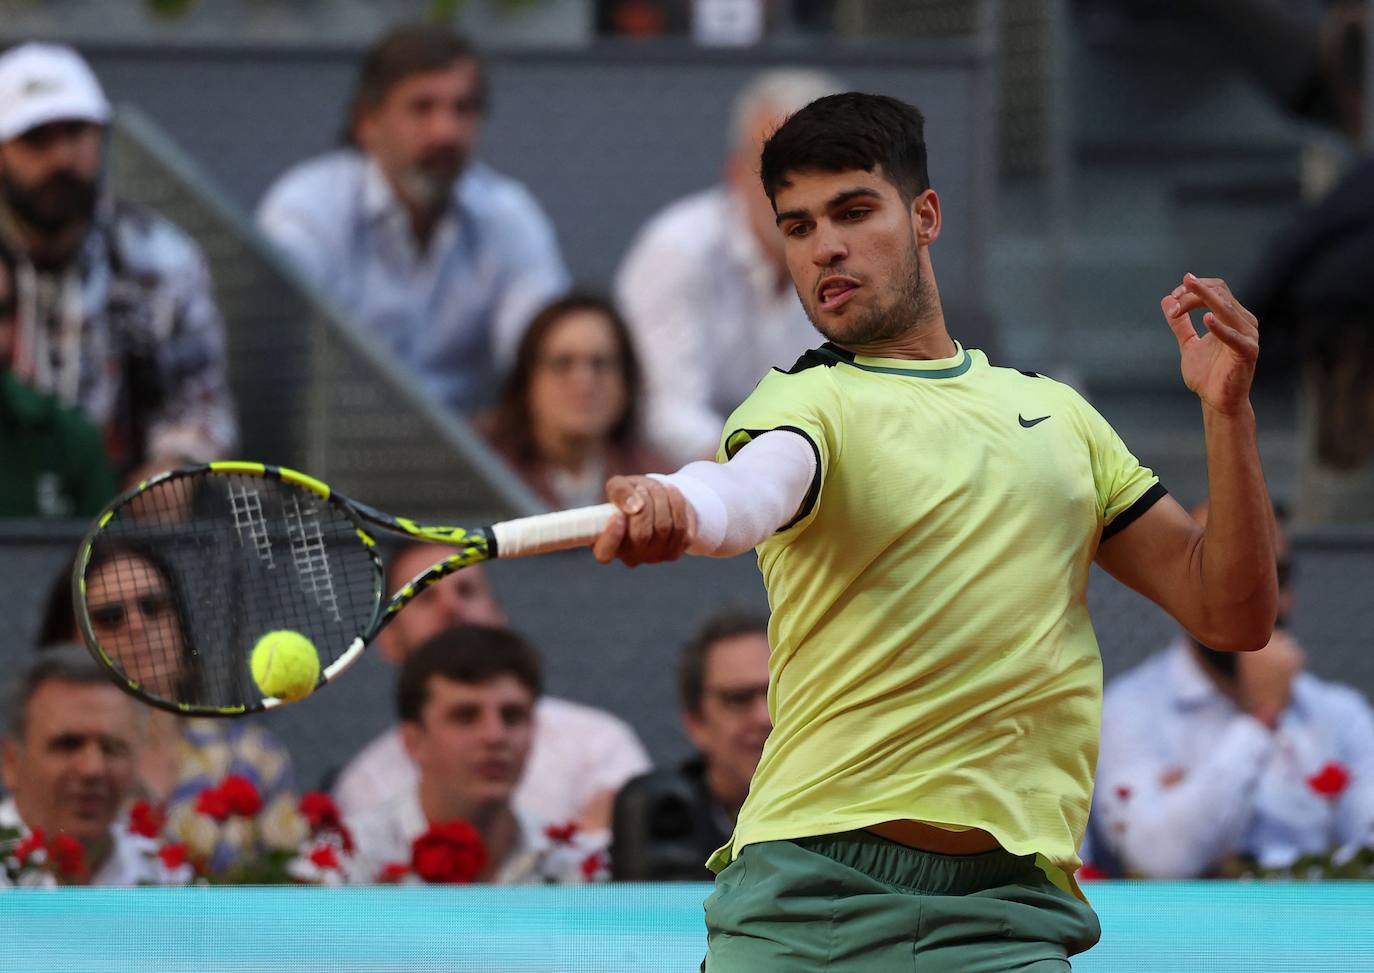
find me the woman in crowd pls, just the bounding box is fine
[40,545,301,874]
[480,294,669,508]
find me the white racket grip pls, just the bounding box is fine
[491,503,618,558]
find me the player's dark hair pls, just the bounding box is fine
[342,24,486,146]
[488,293,646,466]
[678,610,769,715]
[759,92,930,207]
[397,624,542,722]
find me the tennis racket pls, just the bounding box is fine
[73,461,615,716]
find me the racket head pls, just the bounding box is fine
[73,463,385,715]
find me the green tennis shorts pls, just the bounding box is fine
[702,830,1100,972]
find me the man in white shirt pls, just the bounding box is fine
[256,25,568,411]
[347,626,605,884]
[333,541,650,828]
[614,69,840,464]
[1,646,176,886]
[1088,504,1374,877]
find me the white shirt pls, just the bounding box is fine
[333,696,651,824]
[345,786,606,885]
[1089,639,1374,877]
[614,186,817,464]
[0,797,185,887]
[256,150,569,411]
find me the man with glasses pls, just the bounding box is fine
[611,612,770,880]
[1087,501,1374,878]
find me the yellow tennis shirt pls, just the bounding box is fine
[709,341,1163,883]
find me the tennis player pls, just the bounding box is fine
[591,93,1279,969]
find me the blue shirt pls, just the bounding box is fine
[1087,638,1374,877]
[256,150,569,411]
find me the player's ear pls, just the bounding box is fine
[910,189,941,247]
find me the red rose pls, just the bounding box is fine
[411,820,488,884]
[544,822,579,844]
[377,862,411,883]
[15,829,46,865]
[308,844,342,871]
[158,843,189,870]
[579,851,607,881]
[194,788,231,821]
[299,792,343,832]
[1307,762,1351,799]
[1077,863,1110,881]
[48,833,85,879]
[128,800,165,839]
[218,775,263,817]
[336,823,355,855]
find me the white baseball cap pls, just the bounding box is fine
[0,43,110,142]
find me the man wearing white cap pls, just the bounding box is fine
[0,43,236,481]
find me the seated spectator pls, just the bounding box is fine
[256,25,568,412]
[333,541,651,828]
[347,625,607,884]
[38,549,300,875]
[0,246,115,516]
[611,612,770,880]
[0,43,236,482]
[614,69,839,464]
[1086,501,1374,877]
[478,294,670,509]
[0,646,171,885]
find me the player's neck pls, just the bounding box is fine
[836,318,956,362]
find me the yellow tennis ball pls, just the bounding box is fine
[250,630,320,702]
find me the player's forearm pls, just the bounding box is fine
[649,431,815,557]
[1193,403,1279,651]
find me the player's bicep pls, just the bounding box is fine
[1095,493,1206,626]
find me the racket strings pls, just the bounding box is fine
[82,472,381,710]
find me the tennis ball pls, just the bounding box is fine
[250,630,320,702]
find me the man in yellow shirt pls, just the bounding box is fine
[592,93,1278,969]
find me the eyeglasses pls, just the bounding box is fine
[705,685,769,712]
[537,353,621,378]
[88,594,172,630]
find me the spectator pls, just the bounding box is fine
[1087,502,1374,877]
[39,549,301,875]
[478,294,670,509]
[0,645,169,885]
[612,611,770,880]
[347,625,607,884]
[333,541,651,828]
[256,25,568,412]
[615,68,840,464]
[0,246,115,516]
[0,42,236,481]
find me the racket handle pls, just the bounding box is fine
[490,503,618,559]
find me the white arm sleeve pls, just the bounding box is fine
[648,430,816,558]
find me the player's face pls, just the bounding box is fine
[407,674,535,812]
[684,633,771,802]
[357,60,482,211]
[84,554,184,697]
[773,168,937,348]
[0,121,103,234]
[527,309,629,448]
[378,548,507,663]
[1,679,138,847]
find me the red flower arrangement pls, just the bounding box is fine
[1307,762,1351,799]
[411,821,489,884]
[1,827,88,885]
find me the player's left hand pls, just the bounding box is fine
[1161,274,1260,416]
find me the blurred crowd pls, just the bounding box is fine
[1,16,1372,887]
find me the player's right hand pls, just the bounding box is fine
[592,475,696,567]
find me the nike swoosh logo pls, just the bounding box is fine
[1019,414,1051,428]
